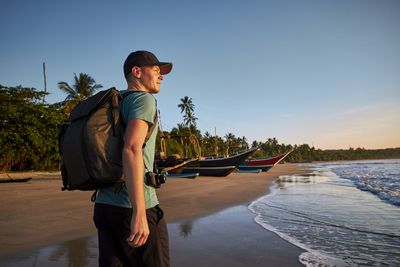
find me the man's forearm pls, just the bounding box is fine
[123,148,146,212]
[123,146,150,247]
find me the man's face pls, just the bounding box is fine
[139,65,163,93]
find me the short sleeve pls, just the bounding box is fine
[120,91,156,126]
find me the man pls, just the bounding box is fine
[94,50,172,267]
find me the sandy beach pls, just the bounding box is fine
[0,164,308,266]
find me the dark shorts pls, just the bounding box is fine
[94,203,170,267]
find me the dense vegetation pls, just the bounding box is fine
[1,84,399,171]
[250,139,400,163]
[0,85,64,171]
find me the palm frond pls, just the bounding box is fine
[57,82,77,100]
[58,73,102,103]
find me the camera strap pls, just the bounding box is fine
[144,111,158,173]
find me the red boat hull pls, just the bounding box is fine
[245,150,292,166]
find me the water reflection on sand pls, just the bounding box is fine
[179,221,193,238]
[0,221,196,267]
[0,236,98,267]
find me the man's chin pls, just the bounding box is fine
[151,88,161,94]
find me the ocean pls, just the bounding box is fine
[249,159,400,267]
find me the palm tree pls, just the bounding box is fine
[184,110,198,127]
[57,73,102,115]
[224,133,235,155]
[252,140,260,148]
[201,131,212,156]
[241,136,249,150]
[178,96,197,127]
[170,123,188,157]
[178,96,193,114]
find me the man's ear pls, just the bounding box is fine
[131,66,142,78]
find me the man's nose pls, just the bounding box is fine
[159,75,164,80]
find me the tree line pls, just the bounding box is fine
[1,76,399,171]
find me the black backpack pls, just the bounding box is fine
[58,87,157,191]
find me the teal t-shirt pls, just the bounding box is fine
[95,90,159,209]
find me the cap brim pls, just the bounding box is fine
[159,63,173,75]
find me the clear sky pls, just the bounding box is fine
[1,0,399,149]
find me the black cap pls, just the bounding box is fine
[124,50,173,77]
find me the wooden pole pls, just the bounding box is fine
[43,62,47,103]
[157,109,167,156]
[214,127,218,157]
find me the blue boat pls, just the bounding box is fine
[237,164,273,172]
[234,168,262,174]
[166,173,199,179]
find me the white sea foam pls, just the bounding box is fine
[250,200,350,266]
[248,160,400,266]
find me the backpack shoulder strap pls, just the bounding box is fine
[145,107,158,144]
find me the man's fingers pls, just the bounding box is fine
[137,234,148,247]
[132,232,142,246]
[127,232,149,247]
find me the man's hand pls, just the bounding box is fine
[127,211,149,247]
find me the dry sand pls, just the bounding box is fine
[0,164,309,264]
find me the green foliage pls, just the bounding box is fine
[251,139,400,163]
[178,96,197,127]
[57,73,102,116]
[0,85,64,171]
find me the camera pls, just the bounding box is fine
[145,172,167,188]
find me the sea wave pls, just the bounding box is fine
[248,160,400,266]
[329,159,400,206]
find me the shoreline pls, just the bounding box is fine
[0,164,310,264]
[158,163,310,223]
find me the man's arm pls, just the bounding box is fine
[122,118,150,247]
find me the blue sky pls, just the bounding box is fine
[1,0,399,149]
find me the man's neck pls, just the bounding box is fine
[127,85,149,93]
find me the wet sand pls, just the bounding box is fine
[0,206,304,267]
[0,164,308,266]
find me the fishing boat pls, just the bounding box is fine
[196,147,259,167]
[237,150,292,172]
[245,150,292,166]
[157,148,257,177]
[166,173,199,179]
[182,166,236,177]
